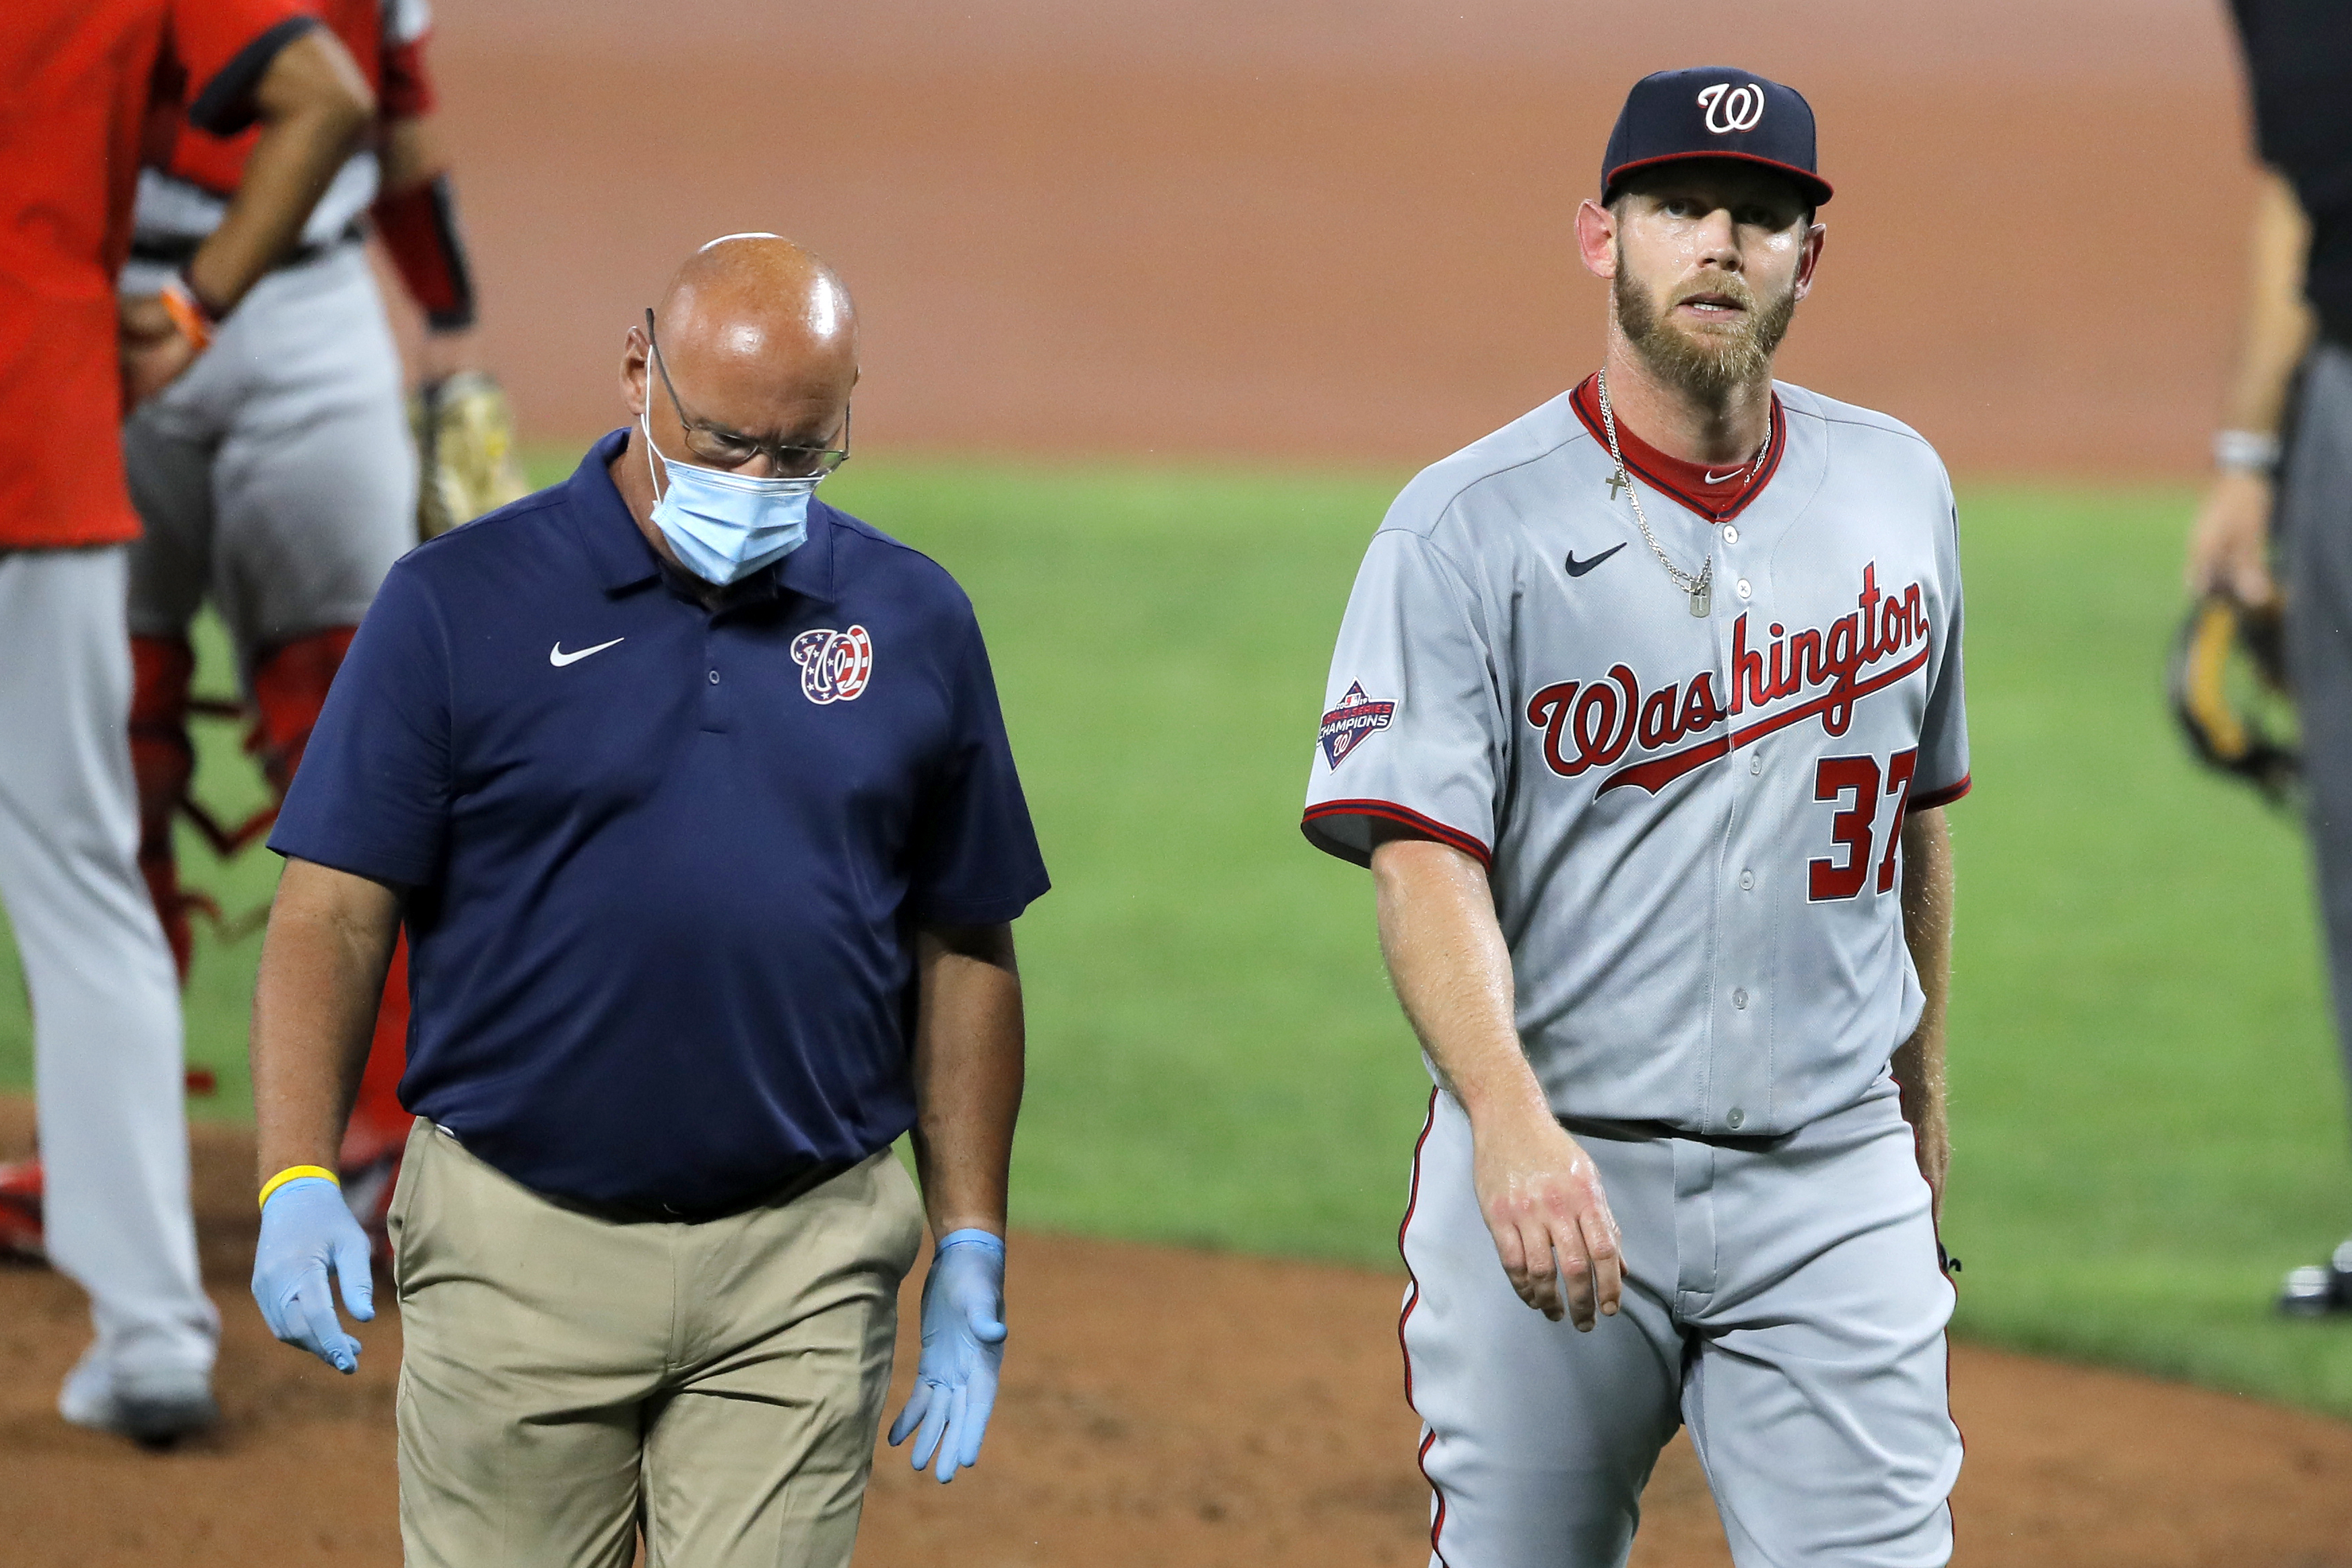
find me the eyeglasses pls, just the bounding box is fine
[643,309,851,477]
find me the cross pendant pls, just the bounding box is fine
[1607,473,1627,500]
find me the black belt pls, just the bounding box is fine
[129,217,364,273]
[543,1158,854,1227]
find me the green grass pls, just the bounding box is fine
[3,454,2349,1416]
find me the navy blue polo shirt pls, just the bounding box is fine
[271,430,1050,1215]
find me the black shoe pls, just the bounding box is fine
[2278,1238,2352,1316]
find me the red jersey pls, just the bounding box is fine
[160,0,433,201]
[1,0,310,548]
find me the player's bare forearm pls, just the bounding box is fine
[1891,808,1953,1212]
[909,922,1025,1240]
[2189,170,2316,604]
[250,858,402,1184]
[1369,831,1540,1122]
[1370,825,1623,1328]
[186,32,374,314]
[2223,171,2316,438]
[376,114,444,195]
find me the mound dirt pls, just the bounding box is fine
[420,0,2258,477]
[3,1102,2349,1567]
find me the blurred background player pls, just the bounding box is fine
[2188,1,2352,1314]
[0,1,524,1260]
[0,0,370,1441]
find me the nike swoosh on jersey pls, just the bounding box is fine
[1564,543,1626,578]
[1704,469,1743,483]
[549,637,626,667]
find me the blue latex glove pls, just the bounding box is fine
[887,1229,1007,1482]
[250,1176,374,1374]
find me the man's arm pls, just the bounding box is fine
[1370,825,1622,1330]
[189,30,375,313]
[2186,168,2315,607]
[250,858,403,1184]
[1890,807,1953,1217]
[244,856,400,1373]
[121,31,375,402]
[374,113,485,379]
[908,922,1025,1239]
[887,920,1023,1483]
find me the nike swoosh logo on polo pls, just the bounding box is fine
[1704,469,1743,483]
[1564,543,1626,578]
[549,637,626,667]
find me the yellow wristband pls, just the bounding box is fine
[257,1165,340,1211]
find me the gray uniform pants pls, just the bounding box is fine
[0,548,217,1381]
[1401,1080,1959,1568]
[2281,341,2352,1102]
[121,240,414,681]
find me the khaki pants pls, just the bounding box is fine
[387,1120,925,1568]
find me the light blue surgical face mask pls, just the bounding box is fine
[639,411,824,585]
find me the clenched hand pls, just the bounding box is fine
[118,294,200,408]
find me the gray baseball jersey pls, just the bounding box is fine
[1304,376,1968,1139]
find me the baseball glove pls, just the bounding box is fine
[411,370,530,539]
[2169,594,2299,804]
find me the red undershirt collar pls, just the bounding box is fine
[1569,374,1786,524]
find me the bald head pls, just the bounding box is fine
[657,233,856,370]
[622,233,858,483]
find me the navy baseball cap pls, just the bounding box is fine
[1601,67,1833,208]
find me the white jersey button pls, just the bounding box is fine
[1722,524,1739,543]
[1726,1107,1746,1129]
[1733,988,1749,1009]
[1750,754,1763,775]
[1739,871,1755,890]
[1735,578,1753,601]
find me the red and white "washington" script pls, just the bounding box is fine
[1527,564,1933,796]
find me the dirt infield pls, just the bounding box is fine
[3,1101,2349,1567]
[419,0,2258,477]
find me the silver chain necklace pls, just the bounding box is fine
[1594,368,1770,620]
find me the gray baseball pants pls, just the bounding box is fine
[0,547,217,1382]
[2283,340,2352,1110]
[1401,1079,1959,1567]
[121,240,414,680]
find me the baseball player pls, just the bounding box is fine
[2190,1,2352,1315]
[0,0,372,1440]
[147,1,501,1220]
[1304,68,1966,1565]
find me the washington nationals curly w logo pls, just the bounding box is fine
[791,625,875,704]
[1698,81,1766,134]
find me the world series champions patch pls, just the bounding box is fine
[1320,681,1395,768]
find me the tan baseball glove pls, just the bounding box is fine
[2170,594,2299,805]
[412,370,531,539]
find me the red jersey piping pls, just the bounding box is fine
[1910,775,1970,811]
[1301,800,1491,868]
